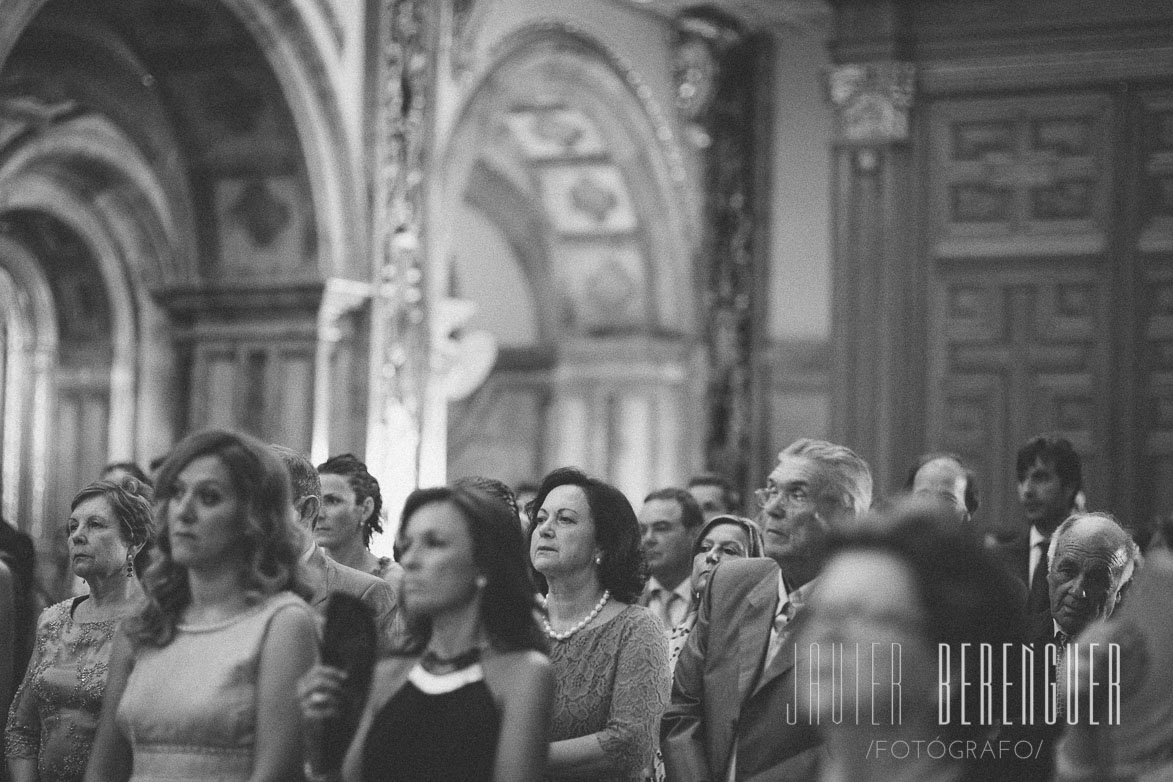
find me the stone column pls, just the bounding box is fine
[826,60,917,487]
[365,0,437,543]
[675,8,770,496]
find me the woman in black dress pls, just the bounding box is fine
[299,485,554,782]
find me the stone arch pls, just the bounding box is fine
[0,0,362,282]
[436,24,702,496]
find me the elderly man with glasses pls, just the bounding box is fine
[662,438,873,782]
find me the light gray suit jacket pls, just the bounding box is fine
[661,558,820,782]
[299,544,403,650]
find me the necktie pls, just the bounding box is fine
[765,599,794,668]
[1027,539,1051,616]
[1054,629,1070,717]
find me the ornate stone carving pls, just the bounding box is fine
[369,0,436,493]
[672,8,761,493]
[827,61,916,145]
[672,10,743,145]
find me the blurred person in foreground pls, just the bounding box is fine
[794,497,1024,782]
[528,467,669,781]
[299,485,554,781]
[6,479,153,782]
[84,429,317,782]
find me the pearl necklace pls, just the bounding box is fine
[543,590,611,641]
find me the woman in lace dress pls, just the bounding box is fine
[6,478,154,782]
[84,429,318,782]
[299,484,554,782]
[528,467,670,781]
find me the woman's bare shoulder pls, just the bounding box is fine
[483,649,552,685]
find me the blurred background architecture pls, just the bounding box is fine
[1,0,1171,593]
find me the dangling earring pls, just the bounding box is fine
[125,552,135,579]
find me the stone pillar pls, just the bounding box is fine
[674,8,771,496]
[826,60,917,488]
[365,0,437,544]
[312,278,371,463]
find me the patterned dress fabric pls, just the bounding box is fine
[5,596,135,782]
[115,591,311,782]
[546,604,670,781]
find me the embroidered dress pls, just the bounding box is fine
[114,591,311,782]
[546,604,669,781]
[5,596,134,782]
[362,661,500,781]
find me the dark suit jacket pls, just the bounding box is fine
[661,558,819,782]
[991,535,1030,586]
[300,544,403,650]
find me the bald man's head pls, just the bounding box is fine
[1047,513,1138,636]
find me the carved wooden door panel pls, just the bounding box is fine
[926,94,1114,537]
[1137,90,1173,527]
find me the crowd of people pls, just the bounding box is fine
[0,428,1166,781]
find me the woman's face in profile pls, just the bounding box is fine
[67,495,130,582]
[795,551,936,727]
[398,501,478,618]
[690,522,751,595]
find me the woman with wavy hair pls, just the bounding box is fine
[299,484,554,781]
[6,477,153,782]
[84,429,317,782]
[528,467,670,781]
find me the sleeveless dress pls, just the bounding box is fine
[361,660,500,782]
[115,591,311,781]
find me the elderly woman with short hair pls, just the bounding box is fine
[6,477,154,782]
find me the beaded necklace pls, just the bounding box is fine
[543,590,611,641]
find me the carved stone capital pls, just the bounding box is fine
[826,61,916,145]
[672,10,743,125]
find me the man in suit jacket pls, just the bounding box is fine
[1003,511,1138,781]
[638,487,705,633]
[993,435,1082,640]
[270,445,403,649]
[662,438,872,782]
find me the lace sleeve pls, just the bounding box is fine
[597,609,671,776]
[5,604,58,760]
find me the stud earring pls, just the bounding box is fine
[476,575,488,589]
[595,555,602,565]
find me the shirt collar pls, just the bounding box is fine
[648,576,692,603]
[1030,525,1051,548]
[776,571,815,612]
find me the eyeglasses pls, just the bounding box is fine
[754,485,812,510]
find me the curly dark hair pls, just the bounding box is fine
[317,453,383,547]
[128,429,306,648]
[398,486,546,654]
[525,467,646,603]
[70,477,156,577]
